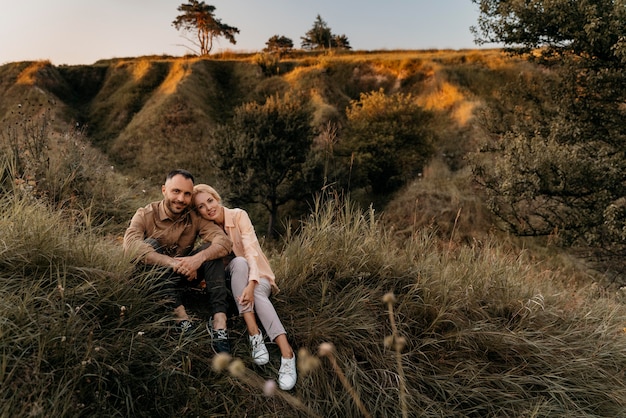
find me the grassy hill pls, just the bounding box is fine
[0,49,525,236]
[0,49,515,181]
[3,50,626,417]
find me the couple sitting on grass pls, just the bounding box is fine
[122,169,297,391]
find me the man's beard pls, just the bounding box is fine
[166,198,188,215]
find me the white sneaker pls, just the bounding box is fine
[249,331,270,365]
[278,354,297,390]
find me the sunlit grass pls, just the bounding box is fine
[16,60,51,85]
[158,60,192,95]
[419,80,465,111]
[129,59,154,81]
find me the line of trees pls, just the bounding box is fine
[172,2,350,56]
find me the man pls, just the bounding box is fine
[123,169,232,352]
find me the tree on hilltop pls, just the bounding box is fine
[264,35,294,55]
[172,1,239,55]
[332,34,351,50]
[301,15,351,50]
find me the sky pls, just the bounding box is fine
[0,0,490,66]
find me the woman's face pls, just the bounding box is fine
[194,191,221,221]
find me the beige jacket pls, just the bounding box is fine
[223,207,279,293]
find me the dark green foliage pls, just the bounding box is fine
[264,35,294,56]
[471,0,626,63]
[210,92,319,237]
[339,89,435,202]
[301,15,333,51]
[333,34,351,50]
[470,0,626,266]
[301,15,351,51]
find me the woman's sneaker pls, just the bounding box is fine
[249,331,270,365]
[278,354,297,390]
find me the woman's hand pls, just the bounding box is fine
[237,282,256,310]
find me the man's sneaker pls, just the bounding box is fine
[278,354,297,390]
[210,328,230,354]
[175,319,194,334]
[249,331,270,365]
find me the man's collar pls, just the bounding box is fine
[158,200,189,222]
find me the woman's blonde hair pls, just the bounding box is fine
[192,183,222,204]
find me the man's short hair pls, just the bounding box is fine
[166,169,194,183]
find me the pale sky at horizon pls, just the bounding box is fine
[0,0,492,66]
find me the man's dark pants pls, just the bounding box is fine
[141,239,229,318]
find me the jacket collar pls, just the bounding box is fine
[222,206,236,229]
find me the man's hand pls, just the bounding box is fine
[174,253,205,281]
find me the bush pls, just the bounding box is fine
[339,89,435,203]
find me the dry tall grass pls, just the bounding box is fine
[0,104,147,234]
[271,193,626,416]
[2,179,626,416]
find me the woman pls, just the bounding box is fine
[192,184,297,391]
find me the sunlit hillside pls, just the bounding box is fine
[0,49,531,240]
[2,49,626,417]
[0,49,516,181]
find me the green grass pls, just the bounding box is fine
[3,177,626,417]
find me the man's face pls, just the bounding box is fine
[162,174,194,217]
